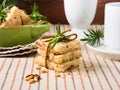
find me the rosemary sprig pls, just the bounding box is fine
[46,24,69,49]
[80,29,104,46]
[0,0,15,23]
[30,3,46,22]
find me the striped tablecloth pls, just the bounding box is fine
[0,25,120,90]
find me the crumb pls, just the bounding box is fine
[82,72,88,77]
[41,70,47,73]
[86,65,93,71]
[74,72,80,78]
[55,72,61,77]
[36,66,41,70]
[75,74,80,78]
[86,64,92,68]
[85,63,93,72]
[65,72,71,75]
[69,70,73,72]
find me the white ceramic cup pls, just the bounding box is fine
[104,2,120,50]
[64,0,98,39]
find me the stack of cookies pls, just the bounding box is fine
[35,39,82,72]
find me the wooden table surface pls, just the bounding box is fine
[0,25,120,90]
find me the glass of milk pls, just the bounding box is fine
[64,0,98,39]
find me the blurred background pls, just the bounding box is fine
[1,0,120,24]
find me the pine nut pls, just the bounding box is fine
[25,74,34,81]
[25,74,40,84]
[34,74,40,81]
[28,79,35,84]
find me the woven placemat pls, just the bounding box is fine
[0,43,37,57]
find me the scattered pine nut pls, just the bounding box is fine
[25,74,34,81]
[25,74,40,84]
[28,79,35,84]
[34,74,40,81]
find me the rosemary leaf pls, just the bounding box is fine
[46,24,69,49]
[0,0,15,23]
[30,3,46,22]
[80,29,104,46]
